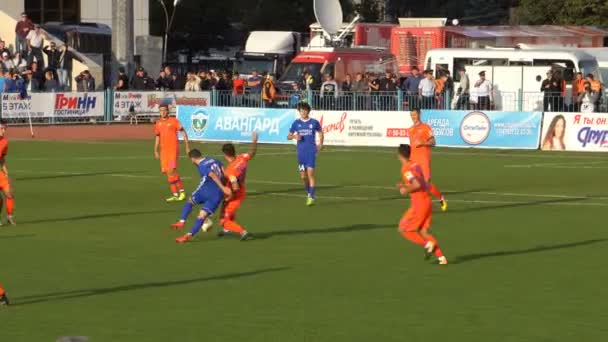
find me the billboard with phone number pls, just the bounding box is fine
[422,110,543,149]
[176,106,294,144]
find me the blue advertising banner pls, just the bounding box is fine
[177,106,295,144]
[422,110,542,149]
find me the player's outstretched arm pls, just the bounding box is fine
[249,132,259,159]
[317,129,324,152]
[154,136,160,160]
[180,128,191,154]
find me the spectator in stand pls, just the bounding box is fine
[2,52,15,71]
[247,69,262,93]
[232,72,245,95]
[58,45,80,90]
[571,72,585,112]
[155,69,167,90]
[184,71,201,91]
[320,73,339,98]
[199,71,212,90]
[444,71,454,103]
[585,74,602,112]
[418,70,436,109]
[132,66,155,90]
[43,42,62,71]
[541,70,561,112]
[402,66,423,109]
[455,67,470,110]
[368,73,381,110]
[15,13,34,55]
[115,67,129,90]
[0,40,10,57]
[75,70,95,92]
[262,74,277,107]
[474,70,493,110]
[4,71,25,94]
[215,71,229,91]
[434,73,446,109]
[43,70,59,92]
[12,53,27,73]
[161,66,175,90]
[173,70,185,90]
[342,73,352,92]
[577,81,599,113]
[351,72,365,92]
[22,70,39,93]
[0,70,6,93]
[29,61,44,89]
[380,71,397,92]
[26,25,46,68]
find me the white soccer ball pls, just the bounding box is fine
[202,218,214,232]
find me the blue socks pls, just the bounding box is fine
[308,186,315,199]
[189,218,205,236]
[180,202,193,221]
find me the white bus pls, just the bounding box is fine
[424,48,601,111]
[425,48,600,83]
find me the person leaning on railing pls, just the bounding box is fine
[571,72,585,112]
[262,74,277,108]
[577,81,600,113]
[585,74,603,112]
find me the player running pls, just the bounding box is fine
[397,144,448,265]
[172,149,232,243]
[0,282,8,305]
[0,120,16,225]
[217,132,258,240]
[287,102,324,206]
[408,108,447,211]
[154,104,191,202]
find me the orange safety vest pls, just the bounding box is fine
[262,80,276,101]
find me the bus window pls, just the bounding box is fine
[509,61,532,66]
[435,64,449,78]
[533,59,575,81]
[579,60,600,80]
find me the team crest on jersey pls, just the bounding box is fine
[192,110,209,137]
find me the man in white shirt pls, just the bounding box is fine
[474,71,493,110]
[418,70,436,109]
[26,24,45,69]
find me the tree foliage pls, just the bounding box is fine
[516,0,608,25]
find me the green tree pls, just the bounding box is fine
[517,0,608,25]
[463,0,508,25]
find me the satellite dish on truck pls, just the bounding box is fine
[314,0,343,36]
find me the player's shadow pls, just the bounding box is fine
[453,238,608,264]
[254,223,390,240]
[20,209,175,225]
[448,197,587,213]
[13,267,289,306]
[16,170,144,181]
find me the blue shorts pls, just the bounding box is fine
[191,190,223,216]
[297,151,317,171]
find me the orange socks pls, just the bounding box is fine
[168,175,184,194]
[0,284,5,296]
[5,198,14,216]
[429,184,443,200]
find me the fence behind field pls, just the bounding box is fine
[1,89,607,124]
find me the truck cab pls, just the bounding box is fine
[235,31,303,80]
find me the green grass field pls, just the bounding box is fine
[1,140,607,341]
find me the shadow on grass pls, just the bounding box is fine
[21,209,175,225]
[448,197,587,214]
[14,267,290,306]
[453,238,608,264]
[0,233,36,239]
[16,170,144,181]
[254,223,390,240]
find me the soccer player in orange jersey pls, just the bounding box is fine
[217,132,259,240]
[0,282,8,305]
[408,108,447,211]
[397,144,448,265]
[154,104,191,202]
[0,121,16,225]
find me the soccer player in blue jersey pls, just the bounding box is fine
[287,102,324,206]
[172,149,232,243]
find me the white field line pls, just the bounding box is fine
[14,170,608,204]
[252,191,608,207]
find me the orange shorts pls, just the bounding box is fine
[160,153,178,174]
[399,200,432,232]
[222,197,244,220]
[0,173,10,192]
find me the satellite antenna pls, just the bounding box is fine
[314,0,343,45]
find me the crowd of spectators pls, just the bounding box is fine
[0,12,86,96]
